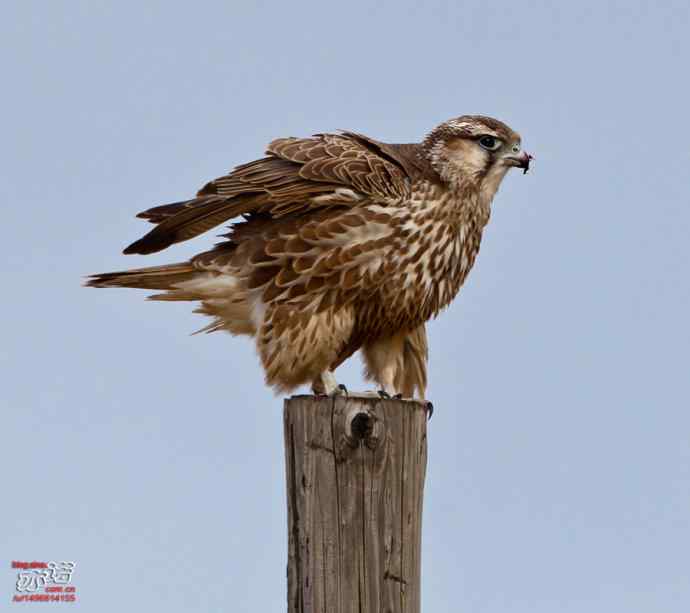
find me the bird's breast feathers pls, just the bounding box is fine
[348,180,489,330]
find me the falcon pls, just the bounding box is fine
[87,115,531,399]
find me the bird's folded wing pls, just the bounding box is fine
[123,134,412,255]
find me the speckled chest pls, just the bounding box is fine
[358,181,490,333]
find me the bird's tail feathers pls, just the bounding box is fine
[86,263,253,336]
[85,262,198,291]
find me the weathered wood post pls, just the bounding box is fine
[284,395,428,613]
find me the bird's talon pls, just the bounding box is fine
[393,393,403,399]
[337,384,348,396]
[425,401,434,420]
[377,390,391,399]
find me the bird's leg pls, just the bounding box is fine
[362,334,403,399]
[311,370,347,397]
[376,365,400,399]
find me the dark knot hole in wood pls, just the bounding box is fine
[345,409,382,450]
[351,412,372,439]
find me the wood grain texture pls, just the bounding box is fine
[284,395,428,613]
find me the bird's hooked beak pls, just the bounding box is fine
[504,151,534,174]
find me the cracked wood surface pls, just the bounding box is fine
[284,395,428,613]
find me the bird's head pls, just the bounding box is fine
[422,115,532,196]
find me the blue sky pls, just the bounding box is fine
[2,1,689,610]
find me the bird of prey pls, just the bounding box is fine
[87,115,531,399]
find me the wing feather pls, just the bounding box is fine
[124,133,414,255]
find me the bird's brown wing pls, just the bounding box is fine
[124,133,412,255]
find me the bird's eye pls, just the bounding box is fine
[478,136,501,151]
[512,144,520,153]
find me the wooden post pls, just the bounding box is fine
[284,395,428,613]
